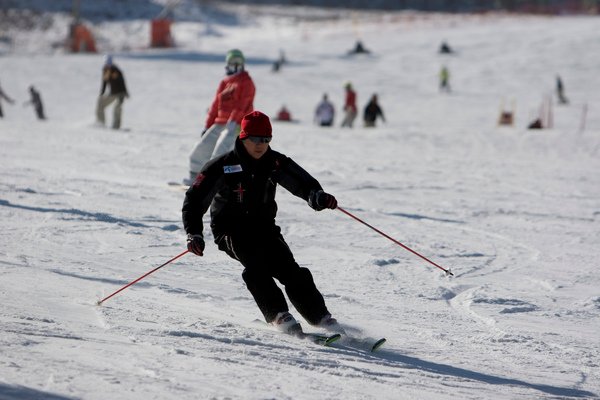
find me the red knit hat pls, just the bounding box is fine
[239,111,272,139]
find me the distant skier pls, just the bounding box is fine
[363,94,385,127]
[439,66,451,92]
[0,80,15,118]
[186,49,256,185]
[314,93,335,127]
[183,111,340,335]
[24,86,46,120]
[341,82,357,128]
[271,50,287,73]
[96,55,129,129]
[556,75,568,104]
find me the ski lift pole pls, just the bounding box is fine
[337,206,453,276]
[97,250,189,305]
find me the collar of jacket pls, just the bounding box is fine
[233,137,273,171]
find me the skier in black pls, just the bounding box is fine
[0,80,15,118]
[96,55,129,129]
[24,86,46,120]
[363,94,385,127]
[183,111,340,335]
[556,75,568,104]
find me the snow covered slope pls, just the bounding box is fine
[1,3,599,399]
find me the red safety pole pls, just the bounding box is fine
[337,206,453,276]
[97,250,190,305]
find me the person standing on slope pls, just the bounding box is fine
[363,93,385,127]
[340,82,357,128]
[96,55,129,129]
[314,93,335,127]
[24,85,46,120]
[0,80,15,118]
[183,111,340,335]
[185,49,256,185]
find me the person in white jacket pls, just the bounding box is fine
[314,93,335,127]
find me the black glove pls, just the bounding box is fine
[187,234,205,256]
[309,190,338,211]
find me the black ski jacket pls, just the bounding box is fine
[364,101,384,124]
[100,65,128,96]
[182,138,324,240]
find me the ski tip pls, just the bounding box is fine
[370,338,386,352]
[324,333,342,346]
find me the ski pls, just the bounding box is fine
[299,332,342,346]
[253,319,341,347]
[370,337,386,352]
[340,335,386,352]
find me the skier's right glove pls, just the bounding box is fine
[309,190,338,211]
[187,234,205,256]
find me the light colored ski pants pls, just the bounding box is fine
[189,123,240,174]
[96,94,125,129]
[341,108,357,127]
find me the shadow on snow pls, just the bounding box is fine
[123,51,273,65]
[0,199,177,230]
[371,349,596,398]
[0,383,77,400]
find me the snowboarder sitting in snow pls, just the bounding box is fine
[183,111,340,335]
[348,40,370,55]
[439,41,453,54]
[275,105,292,121]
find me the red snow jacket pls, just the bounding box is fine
[344,89,357,113]
[205,70,255,128]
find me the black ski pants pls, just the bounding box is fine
[216,226,329,325]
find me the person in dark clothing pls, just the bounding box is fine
[24,86,46,120]
[556,75,568,104]
[348,40,370,55]
[96,55,129,129]
[363,94,385,127]
[0,81,15,118]
[183,111,340,335]
[439,41,453,54]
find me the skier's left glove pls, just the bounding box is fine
[187,234,205,256]
[309,190,338,211]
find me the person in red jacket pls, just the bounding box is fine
[340,82,357,128]
[186,49,256,184]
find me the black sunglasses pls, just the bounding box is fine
[246,136,272,144]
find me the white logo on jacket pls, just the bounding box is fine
[223,165,243,174]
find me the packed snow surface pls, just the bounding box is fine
[1,3,599,399]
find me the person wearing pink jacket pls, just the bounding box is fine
[186,49,256,184]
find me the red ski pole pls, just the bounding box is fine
[97,250,190,305]
[337,206,453,276]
